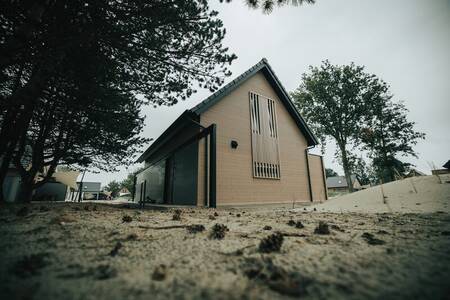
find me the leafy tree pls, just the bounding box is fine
[351,157,372,186]
[120,167,146,198]
[104,180,121,198]
[291,60,389,192]
[361,100,425,183]
[325,168,338,178]
[0,0,236,202]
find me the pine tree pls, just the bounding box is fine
[361,99,425,183]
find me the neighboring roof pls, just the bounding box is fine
[406,169,426,176]
[326,175,357,188]
[53,170,80,190]
[443,160,450,169]
[137,58,318,163]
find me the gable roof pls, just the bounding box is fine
[190,58,318,145]
[326,175,358,188]
[136,58,318,163]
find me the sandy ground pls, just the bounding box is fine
[1,197,450,300]
[308,174,450,214]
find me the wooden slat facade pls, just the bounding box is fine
[249,92,281,179]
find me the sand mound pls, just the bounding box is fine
[308,174,450,213]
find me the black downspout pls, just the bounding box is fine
[209,124,217,208]
[132,174,137,202]
[305,146,314,202]
[204,134,209,207]
[320,156,328,200]
[77,169,86,202]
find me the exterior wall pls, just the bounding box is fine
[307,154,327,201]
[197,71,312,205]
[171,140,198,205]
[197,136,208,206]
[135,160,166,203]
[136,123,200,205]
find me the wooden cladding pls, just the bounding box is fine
[249,92,280,179]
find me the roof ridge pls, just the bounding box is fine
[189,58,268,113]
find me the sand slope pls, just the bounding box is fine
[309,174,450,214]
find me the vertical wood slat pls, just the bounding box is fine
[249,91,280,179]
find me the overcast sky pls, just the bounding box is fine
[83,0,450,186]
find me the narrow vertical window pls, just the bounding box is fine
[249,92,280,179]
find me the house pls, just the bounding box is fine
[431,160,450,175]
[134,58,327,207]
[405,169,426,177]
[326,175,361,194]
[118,187,131,197]
[67,181,102,201]
[2,163,79,202]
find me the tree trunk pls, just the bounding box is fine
[339,143,354,193]
[0,145,16,203]
[0,180,4,203]
[18,177,35,203]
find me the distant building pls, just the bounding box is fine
[69,181,102,200]
[326,175,361,193]
[118,187,131,197]
[405,169,426,177]
[2,165,79,202]
[431,160,450,175]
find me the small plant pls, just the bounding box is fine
[172,209,182,221]
[210,223,228,239]
[263,225,272,230]
[314,221,330,235]
[109,242,123,256]
[187,224,205,234]
[122,215,132,223]
[208,215,216,220]
[287,220,304,229]
[259,232,284,253]
[330,224,344,232]
[295,221,304,229]
[152,264,167,281]
[126,233,138,241]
